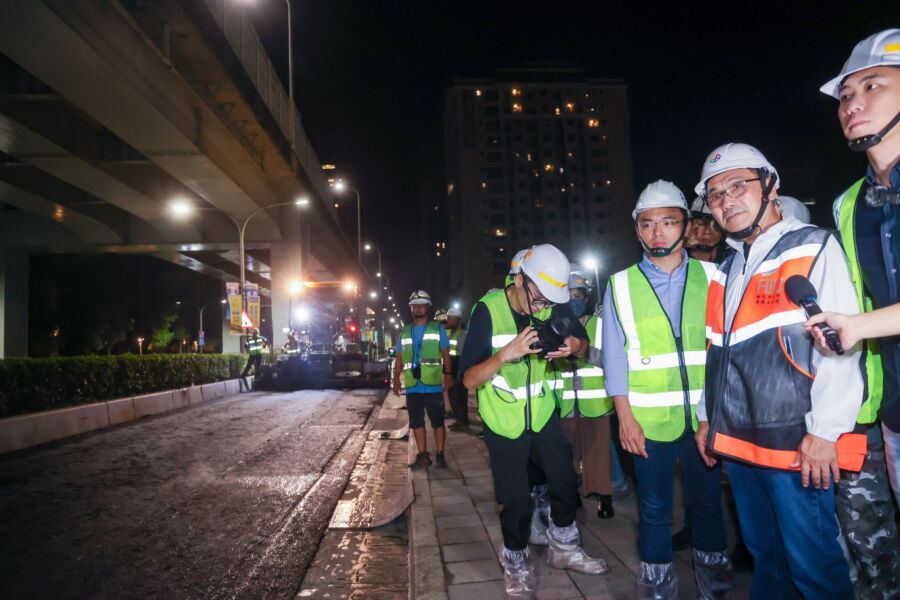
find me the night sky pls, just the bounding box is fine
[246,1,897,296]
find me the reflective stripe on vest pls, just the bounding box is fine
[610,259,714,441]
[400,321,443,388]
[248,337,265,355]
[476,289,555,439]
[834,179,883,424]
[554,315,611,418]
[448,329,462,357]
[705,226,867,472]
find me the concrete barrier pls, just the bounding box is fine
[0,377,247,454]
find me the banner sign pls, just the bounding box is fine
[226,282,243,334]
[245,283,260,330]
[198,330,205,347]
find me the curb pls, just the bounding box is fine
[0,376,252,454]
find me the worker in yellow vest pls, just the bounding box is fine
[445,306,470,432]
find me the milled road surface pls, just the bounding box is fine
[0,388,384,600]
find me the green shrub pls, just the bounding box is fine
[0,354,245,418]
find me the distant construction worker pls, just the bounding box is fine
[445,306,470,431]
[554,265,615,519]
[282,330,301,358]
[685,197,727,263]
[393,290,453,469]
[240,327,267,391]
[435,308,452,418]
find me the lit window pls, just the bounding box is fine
[526,153,532,161]
[475,89,482,96]
[602,135,608,140]
[588,119,600,128]
[559,167,565,173]
[567,152,574,157]
[544,163,554,172]
[334,203,339,208]
[322,164,336,170]
[481,182,488,188]
[605,179,612,185]
[495,229,507,237]
[512,103,523,112]
[554,107,561,115]
[560,187,566,192]
[436,251,441,256]
[565,102,575,112]
[447,183,454,195]
[511,88,521,96]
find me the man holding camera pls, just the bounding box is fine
[461,244,609,599]
[601,180,731,598]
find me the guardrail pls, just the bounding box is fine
[202,0,331,206]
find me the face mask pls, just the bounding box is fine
[569,297,587,318]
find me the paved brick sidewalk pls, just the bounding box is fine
[409,415,751,599]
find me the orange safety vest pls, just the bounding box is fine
[705,226,866,472]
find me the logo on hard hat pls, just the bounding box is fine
[708,153,722,165]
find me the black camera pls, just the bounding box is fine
[529,314,575,359]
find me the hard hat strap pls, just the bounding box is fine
[728,169,774,240]
[848,110,900,152]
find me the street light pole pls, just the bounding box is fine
[285,0,296,171]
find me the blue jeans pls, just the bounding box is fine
[632,430,726,563]
[726,461,853,600]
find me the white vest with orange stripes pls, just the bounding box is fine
[704,225,866,472]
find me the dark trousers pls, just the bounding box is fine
[241,354,261,380]
[483,413,579,551]
[632,430,726,563]
[449,380,469,425]
[726,461,853,600]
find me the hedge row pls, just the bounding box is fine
[0,354,246,419]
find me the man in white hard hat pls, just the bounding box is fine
[460,244,608,598]
[393,290,453,469]
[694,143,864,599]
[774,196,811,224]
[445,306,471,432]
[685,197,727,263]
[601,180,730,599]
[819,28,900,597]
[506,248,530,288]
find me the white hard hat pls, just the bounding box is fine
[408,290,432,305]
[446,306,462,318]
[632,180,688,220]
[690,196,713,218]
[820,29,900,98]
[435,308,448,322]
[509,248,529,275]
[568,265,592,293]
[519,244,571,305]
[776,196,811,224]
[694,143,780,198]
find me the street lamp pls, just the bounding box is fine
[363,242,383,279]
[168,196,309,319]
[369,290,378,299]
[582,255,600,303]
[176,299,227,351]
[333,180,362,266]
[137,337,144,355]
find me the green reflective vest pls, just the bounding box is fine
[448,328,463,357]
[609,259,714,441]
[834,179,884,424]
[476,289,555,439]
[247,335,265,356]
[400,321,443,388]
[554,315,611,418]
[285,345,300,357]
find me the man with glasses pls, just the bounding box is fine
[694,143,864,599]
[601,180,730,599]
[461,244,609,599]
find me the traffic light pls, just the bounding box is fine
[347,323,358,334]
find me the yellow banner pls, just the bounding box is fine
[246,283,260,330]
[226,282,243,334]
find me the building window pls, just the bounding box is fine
[588,119,600,128]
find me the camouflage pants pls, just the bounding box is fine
[835,441,900,600]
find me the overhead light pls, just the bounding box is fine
[168,199,194,219]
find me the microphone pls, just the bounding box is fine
[784,275,844,355]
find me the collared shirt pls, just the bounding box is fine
[696,217,863,442]
[856,162,900,429]
[396,323,449,394]
[601,250,691,397]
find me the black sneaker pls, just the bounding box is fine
[434,452,448,469]
[672,526,691,551]
[409,452,431,469]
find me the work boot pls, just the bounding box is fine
[434,452,448,469]
[499,546,536,599]
[408,452,431,469]
[546,522,609,574]
[636,561,678,600]
[528,485,550,546]
[597,494,614,519]
[671,525,691,551]
[693,549,735,599]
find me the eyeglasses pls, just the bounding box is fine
[706,178,760,208]
[526,281,555,310]
[637,218,684,232]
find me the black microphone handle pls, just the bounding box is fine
[800,300,844,355]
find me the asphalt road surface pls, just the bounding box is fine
[0,388,384,600]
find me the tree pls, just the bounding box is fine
[149,313,177,353]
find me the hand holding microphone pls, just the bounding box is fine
[785,275,844,355]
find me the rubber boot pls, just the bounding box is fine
[693,549,735,600]
[636,561,678,600]
[546,522,609,574]
[528,484,550,546]
[499,546,536,600]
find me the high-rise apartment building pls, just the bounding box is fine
[444,66,636,306]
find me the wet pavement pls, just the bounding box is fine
[0,388,385,600]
